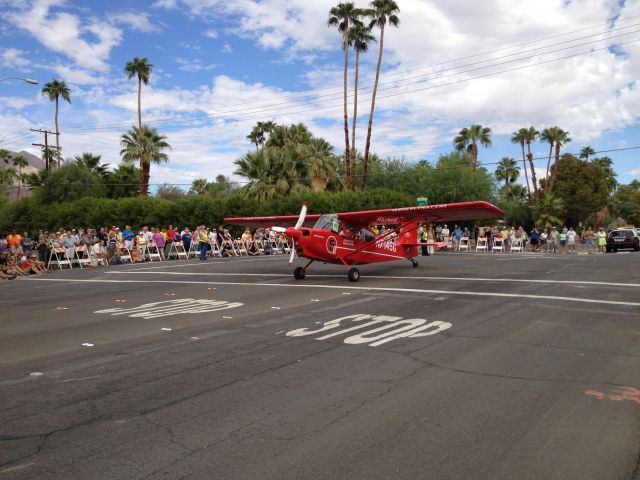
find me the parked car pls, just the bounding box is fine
[606,227,640,252]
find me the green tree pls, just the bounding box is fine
[0,149,10,165]
[298,138,338,192]
[74,152,109,177]
[41,79,71,166]
[348,23,375,168]
[155,184,185,201]
[266,123,313,148]
[612,180,640,226]
[532,193,564,229]
[11,155,28,199]
[190,178,209,195]
[522,126,539,193]
[539,126,571,192]
[510,129,530,202]
[494,156,520,187]
[124,57,153,129]
[37,162,107,203]
[591,156,617,195]
[105,164,140,199]
[579,146,596,161]
[423,151,495,204]
[247,121,277,151]
[552,154,608,226]
[120,125,171,196]
[362,0,400,191]
[453,124,492,171]
[328,2,361,191]
[0,167,16,197]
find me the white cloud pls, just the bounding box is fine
[107,11,162,33]
[0,48,33,69]
[176,57,218,72]
[222,43,233,54]
[204,29,218,39]
[6,0,122,72]
[628,168,640,176]
[0,96,38,109]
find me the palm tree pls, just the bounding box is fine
[11,155,28,199]
[533,193,564,229]
[190,178,209,195]
[546,128,571,193]
[0,149,10,165]
[0,167,17,197]
[510,129,531,202]
[299,138,337,192]
[41,79,71,166]
[120,125,171,196]
[522,126,539,193]
[348,23,376,170]
[328,3,361,191]
[247,121,277,151]
[74,152,108,177]
[579,146,596,160]
[247,126,263,152]
[361,0,400,191]
[454,124,492,171]
[495,157,520,187]
[124,57,153,129]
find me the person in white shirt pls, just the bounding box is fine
[567,227,577,254]
[441,224,450,243]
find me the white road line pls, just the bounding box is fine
[116,256,282,272]
[105,270,640,288]
[26,278,640,308]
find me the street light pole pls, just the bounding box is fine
[0,77,39,84]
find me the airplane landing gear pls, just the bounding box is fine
[410,258,419,268]
[347,267,360,282]
[293,267,306,280]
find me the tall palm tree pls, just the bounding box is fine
[539,126,559,183]
[124,57,153,129]
[361,0,400,191]
[546,128,571,193]
[328,3,361,191]
[41,79,71,166]
[510,129,531,202]
[0,167,16,197]
[495,157,520,187]
[247,126,263,152]
[74,152,108,177]
[522,126,539,193]
[247,121,277,151]
[120,125,171,196]
[11,155,28,199]
[454,124,492,171]
[348,23,376,168]
[579,146,596,160]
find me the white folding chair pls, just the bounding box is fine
[169,241,188,260]
[510,239,524,253]
[458,237,470,252]
[492,238,504,253]
[187,241,200,258]
[147,242,162,261]
[120,246,133,263]
[475,237,488,252]
[74,245,92,268]
[236,240,248,256]
[49,247,73,270]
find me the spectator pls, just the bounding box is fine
[122,225,135,250]
[152,228,166,259]
[567,227,577,254]
[559,227,567,254]
[597,228,607,253]
[530,226,539,252]
[549,226,560,253]
[7,230,23,255]
[181,227,192,253]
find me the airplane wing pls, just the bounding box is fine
[224,214,321,229]
[336,201,504,227]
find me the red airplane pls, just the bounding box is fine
[225,201,504,282]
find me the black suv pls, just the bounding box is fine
[606,228,640,252]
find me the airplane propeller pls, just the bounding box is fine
[271,202,307,265]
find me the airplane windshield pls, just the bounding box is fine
[313,214,340,233]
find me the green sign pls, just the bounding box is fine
[416,197,428,206]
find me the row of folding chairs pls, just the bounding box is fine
[474,238,525,253]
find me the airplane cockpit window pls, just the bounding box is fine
[313,214,340,233]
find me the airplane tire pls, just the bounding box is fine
[412,259,419,268]
[293,267,306,280]
[347,267,360,282]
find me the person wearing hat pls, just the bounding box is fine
[549,226,560,254]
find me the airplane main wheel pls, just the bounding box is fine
[293,267,306,280]
[347,267,360,282]
[411,259,419,268]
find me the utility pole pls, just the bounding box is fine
[30,128,60,172]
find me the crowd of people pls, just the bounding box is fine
[430,224,609,254]
[0,223,613,281]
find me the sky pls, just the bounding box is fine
[0,0,639,191]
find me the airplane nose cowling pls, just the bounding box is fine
[286,227,301,239]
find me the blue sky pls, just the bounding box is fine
[0,0,639,190]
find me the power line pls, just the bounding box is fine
[60,23,640,133]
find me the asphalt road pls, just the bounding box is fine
[1,252,639,480]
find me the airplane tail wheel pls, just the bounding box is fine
[412,259,419,268]
[293,267,306,280]
[347,267,360,282]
